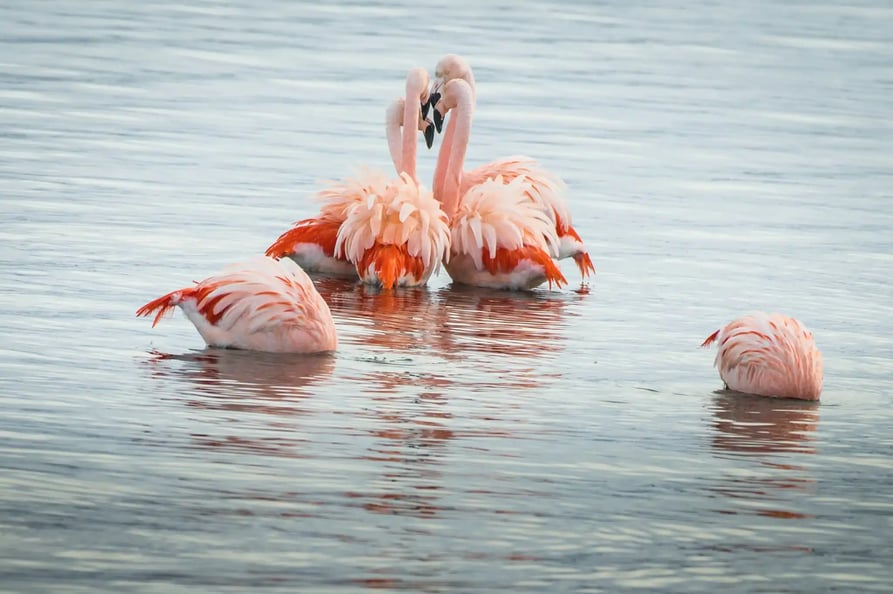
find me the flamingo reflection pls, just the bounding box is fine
[709,393,820,521]
[143,349,335,457]
[437,286,573,357]
[335,285,577,520]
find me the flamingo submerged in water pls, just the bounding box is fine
[430,77,565,291]
[428,54,595,283]
[136,256,337,354]
[701,312,823,400]
[334,67,450,289]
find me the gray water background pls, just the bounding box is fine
[1,1,892,592]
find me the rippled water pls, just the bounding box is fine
[2,0,892,592]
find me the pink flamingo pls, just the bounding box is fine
[432,77,565,290]
[701,312,823,400]
[428,54,595,282]
[265,72,435,279]
[334,68,450,289]
[136,256,337,353]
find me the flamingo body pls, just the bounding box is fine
[701,312,823,401]
[336,172,450,289]
[445,175,565,290]
[137,256,337,354]
[461,156,595,278]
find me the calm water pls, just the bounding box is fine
[1,0,892,592]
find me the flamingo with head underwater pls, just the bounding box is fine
[265,68,446,289]
[427,54,595,284]
[701,312,823,400]
[136,255,338,354]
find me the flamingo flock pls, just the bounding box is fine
[137,55,824,401]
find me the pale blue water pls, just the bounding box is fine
[1,0,892,592]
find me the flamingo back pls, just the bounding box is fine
[703,312,823,400]
[314,167,392,221]
[462,157,595,279]
[137,256,337,354]
[451,175,561,268]
[463,156,571,231]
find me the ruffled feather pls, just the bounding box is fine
[450,175,560,270]
[334,172,451,287]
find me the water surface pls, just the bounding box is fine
[1,0,892,592]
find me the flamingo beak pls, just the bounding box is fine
[430,77,443,102]
[427,77,443,131]
[432,107,444,134]
[424,119,435,149]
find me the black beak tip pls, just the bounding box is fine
[421,100,430,119]
[433,109,444,133]
[429,92,441,107]
[424,122,435,149]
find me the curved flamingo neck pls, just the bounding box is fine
[459,71,476,104]
[433,81,473,219]
[385,98,404,175]
[401,94,419,181]
[400,70,429,183]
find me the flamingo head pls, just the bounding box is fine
[405,67,435,148]
[427,54,475,133]
[432,78,474,132]
[398,68,434,148]
[422,115,435,148]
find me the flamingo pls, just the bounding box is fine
[136,256,337,354]
[428,54,595,282]
[264,73,436,279]
[334,67,451,289]
[432,77,565,291]
[701,312,823,400]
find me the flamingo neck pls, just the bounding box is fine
[460,71,477,105]
[401,88,420,182]
[385,98,404,175]
[433,92,473,219]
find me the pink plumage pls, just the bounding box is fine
[136,256,337,354]
[430,78,567,291]
[265,67,439,279]
[429,54,595,281]
[701,313,823,401]
[336,68,450,289]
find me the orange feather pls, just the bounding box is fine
[481,246,568,290]
[700,329,721,348]
[357,243,426,290]
[265,218,342,259]
[136,289,192,328]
